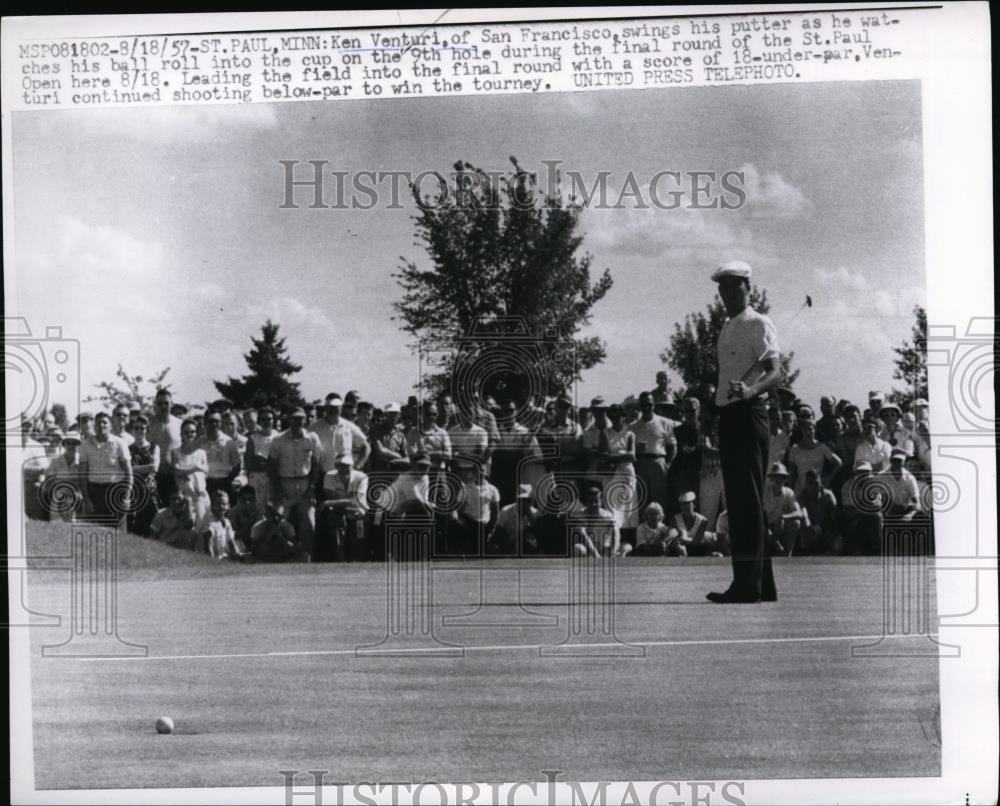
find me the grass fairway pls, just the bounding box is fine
[23,521,941,789]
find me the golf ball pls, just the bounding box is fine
[155,716,174,734]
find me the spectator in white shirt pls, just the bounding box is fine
[854,419,892,473]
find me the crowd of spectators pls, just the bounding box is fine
[19,377,934,562]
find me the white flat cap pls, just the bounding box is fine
[711,260,752,282]
[384,401,401,414]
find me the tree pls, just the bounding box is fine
[85,364,173,410]
[393,158,613,403]
[214,320,305,412]
[660,286,800,402]
[888,305,928,408]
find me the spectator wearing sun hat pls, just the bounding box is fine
[877,402,913,455]
[316,452,369,562]
[763,462,804,556]
[668,491,722,557]
[310,393,370,474]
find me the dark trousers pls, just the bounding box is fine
[718,399,776,600]
[86,481,128,525]
[206,477,232,502]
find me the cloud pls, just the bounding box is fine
[738,163,813,220]
[243,296,334,331]
[43,104,278,146]
[814,266,870,291]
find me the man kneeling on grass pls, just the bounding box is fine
[571,484,632,558]
[668,491,724,557]
[149,491,198,550]
[251,503,302,562]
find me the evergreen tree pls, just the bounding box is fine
[661,286,799,402]
[214,320,305,412]
[888,305,928,407]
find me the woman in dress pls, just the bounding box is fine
[605,403,639,546]
[170,418,210,528]
[127,415,161,535]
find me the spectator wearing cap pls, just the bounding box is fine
[854,418,892,473]
[80,412,133,524]
[40,433,85,523]
[110,404,135,448]
[493,400,543,504]
[796,469,840,555]
[199,410,242,503]
[879,448,922,520]
[490,483,539,556]
[126,414,160,535]
[311,394,371,474]
[245,408,277,515]
[840,461,884,555]
[704,266,781,603]
[448,456,500,556]
[877,403,913,455]
[268,408,323,556]
[570,484,626,557]
[668,491,722,557]
[815,396,839,444]
[316,453,370,562]
[370,402,409,472]
[250,503,301,562]
[786,412,842,497]
[170,417,210,526]
[148,389,183,502]
[865,390,885,423]
[629,391,678,512]
[668,397,703,517]
[763,462,804,556]
[149,491,198,550]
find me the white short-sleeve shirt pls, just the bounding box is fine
[716,307,779,408]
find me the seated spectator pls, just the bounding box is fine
[531,456,571,556]
[251,504,301,562]
[489,483,538,556]
[227,485,259,549]
[200,491,245,559]
[763,462,805,556]
[796,469,840,555]
[879,448,923,520]
[316,453,369,562]
[149,492,198,549]
[570,484,628,557]
[41,433,85,523]
[449,458,500,556]
[668,491,723,557]
[840,461,884,555]
[633,502,679,556]
[854,418,892,473]
[787,413,842,496]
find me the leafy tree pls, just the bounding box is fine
[85,365,173,411]
[661,286,799,402]
[887,305,928,408]
[394,158,613,403]
[214,320,305,412]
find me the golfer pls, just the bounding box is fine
[706,260,781,604]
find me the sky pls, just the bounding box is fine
[11,81,925,415]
